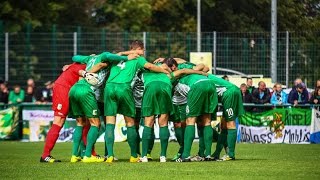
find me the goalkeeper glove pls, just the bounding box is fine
[81,71,98,86]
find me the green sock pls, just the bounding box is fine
[197,126,205,157]
[127,126,138,158]
[212,128,219,142]
[174,127,185,154]
[104,140,108,157]
[105,124,115,157]
[148,128,155,154]
[142,126,152,157]
[72,126,83,156]
[182,125,195,158]
[135,126,141,155]
[227,129,237,158]
[159,126,169,157]
[79,140,86,157]
[213,129,228,158]
[84,126,99,157]
[204,125,213,156]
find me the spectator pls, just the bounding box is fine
[270,83,288,105]
[8,85,25,104]
[288,78,308,101]
[240,83,253,111]
[246,77,255,94]
[35,81,53,104]
[288,83,309,106]
[222,75,229,81]
[24,85,35,102]
[0,81,9,104]
[27,78,35,87]
[251,81,271,112]
[315,79,320,89]
[309,87,320,105]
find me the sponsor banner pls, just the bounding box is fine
[238,108,312,144]
[0,107,20,140]
[310,108,320,143]
[238,125,310,144]
[22,109,76,142]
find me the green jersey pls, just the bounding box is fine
[178,74,209,88]
[73,52,127,101]
[177,62,196,70]
[142,63,171,87]
[72,52,128,64]
[207,74,238,98]
[107,56,148,84]
[172,74,209,105]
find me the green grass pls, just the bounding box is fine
[0,142,320,179]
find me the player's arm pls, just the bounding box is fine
[72,55,90,64]
[193,63,210,73]
[101,52,138,62]
[171,69,208,79]
[144,62,170,75]
[173,58,187,64]
[117,50,144,56]
[79,62,108,85]
[62,64,72,71]
[78,62,108,77]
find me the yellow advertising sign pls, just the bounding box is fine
[190,52,212,73]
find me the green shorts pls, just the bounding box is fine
[186,80,218,118]
[69,83,99,118]
[169,104,187,122]
[104,83,135,117]
[142,82,173,117]
[221,86,245,121]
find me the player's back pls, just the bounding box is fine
[179,74,209,88]
[107,56,148,84]
[142,63,171,87]
[55,63,86,88]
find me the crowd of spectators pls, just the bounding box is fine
[0,78,53,105]
[240,78,320,112]
[0,77,319,112]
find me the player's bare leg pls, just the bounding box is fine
[71,117,86,162]
[40,116,66,163]
[124,116,140,162]
[158,113,169,162]
[105,116,116,162]
[141,116,155,162]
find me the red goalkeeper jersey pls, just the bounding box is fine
[54,63,86,88]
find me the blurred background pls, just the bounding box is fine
[0,0,319,87]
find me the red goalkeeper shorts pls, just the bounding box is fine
[52,83,70,118]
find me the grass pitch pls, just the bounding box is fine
[0,141,319,179]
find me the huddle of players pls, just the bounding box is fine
[40,40,244,163]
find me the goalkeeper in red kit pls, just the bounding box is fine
[40,62,98,162]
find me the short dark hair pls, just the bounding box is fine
[130,40,144,50]
[222,75,228,80]
[163,57,178,68]
[240,83,247,88]
[246,77,252,81]
[258,81,265,86]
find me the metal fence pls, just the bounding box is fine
[1,25,319,88]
